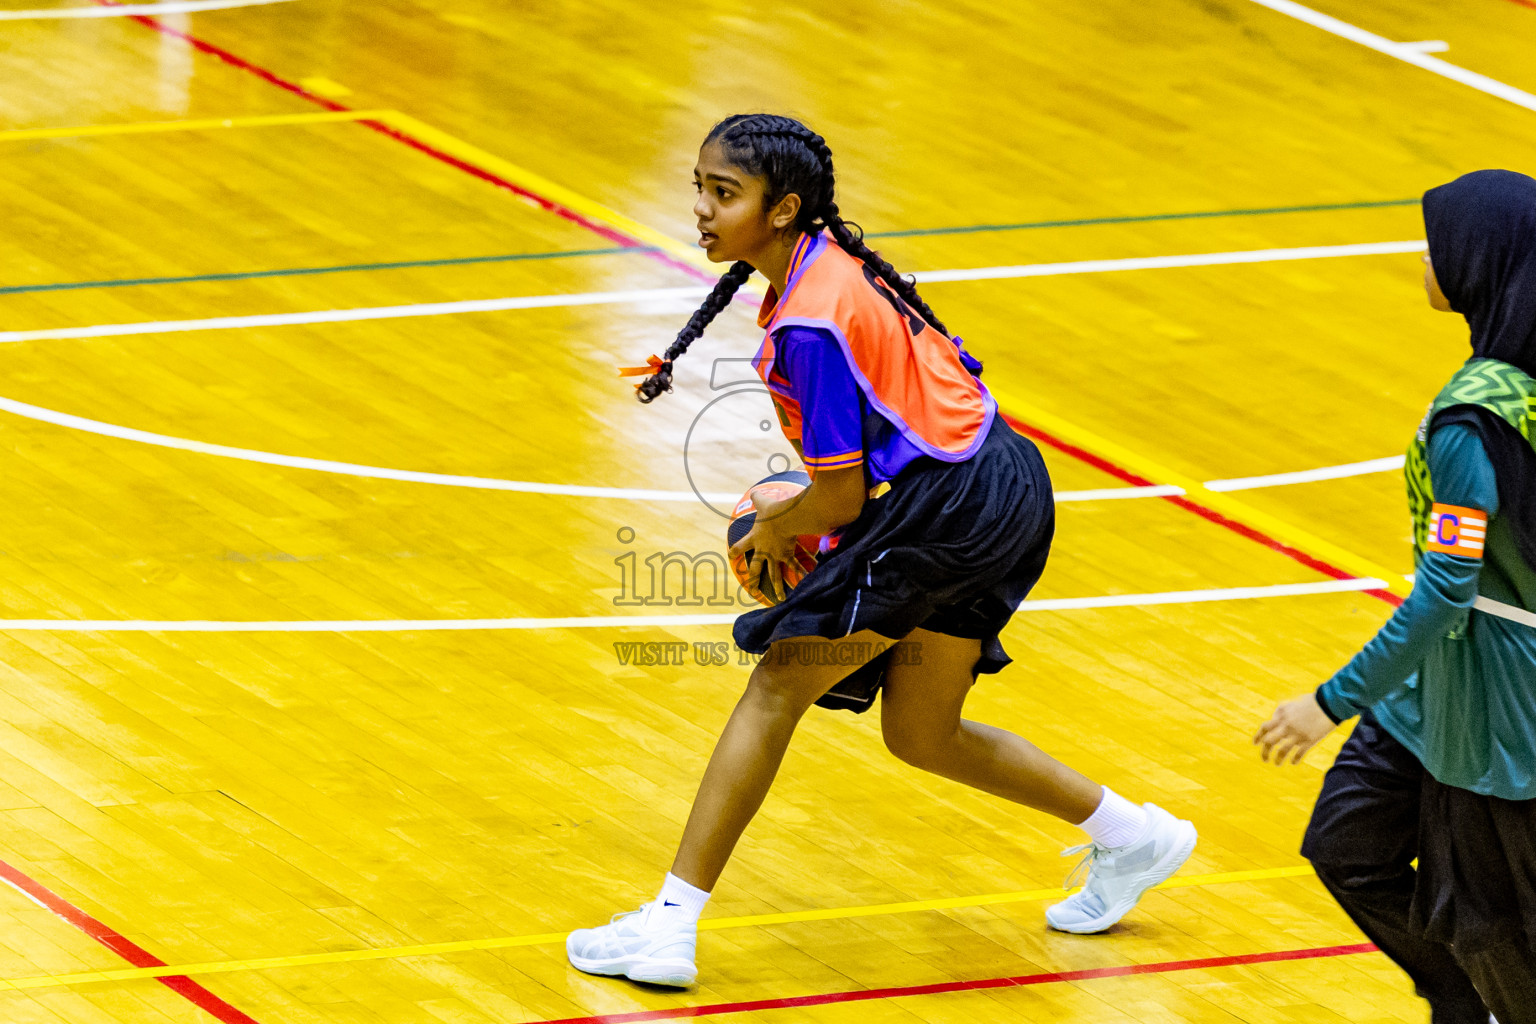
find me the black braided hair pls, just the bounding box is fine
[636,113,949,401]
[636,259,753,402]
[823,202,948,336]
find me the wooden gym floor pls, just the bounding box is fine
[0,0,1534,1020]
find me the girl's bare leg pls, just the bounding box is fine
[670,628,891,890]
[878,628,1103,823]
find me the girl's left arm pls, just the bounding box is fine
[728,467,865,605]
[766,325,870,536]
[729,326,869,602]
[757,465,866,537]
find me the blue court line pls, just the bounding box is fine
[0,198,1418,297]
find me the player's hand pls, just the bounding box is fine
[728,495,798,605]
[1254,694,1336,765]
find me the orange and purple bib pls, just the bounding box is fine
[752,232,994,479]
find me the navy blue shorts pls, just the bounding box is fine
[733,414,1054,709]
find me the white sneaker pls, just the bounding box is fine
[566,901,698,987]
[1045,803,1197,934]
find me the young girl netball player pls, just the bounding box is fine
[1256,169,1536,1023]
[565,113,1197,987]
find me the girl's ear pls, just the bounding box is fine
[769,192,802,232]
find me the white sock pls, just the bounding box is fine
[654,872,710,923]
[1075,787,1150,849]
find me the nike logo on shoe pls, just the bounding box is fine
[663,900,680,907]
[1114,844,1158,871]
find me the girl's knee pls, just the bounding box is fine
[742,661,821,717]
[881,714,955,772]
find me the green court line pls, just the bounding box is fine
[0,247,652,296]
[0,198,1418,297]
[863,198,1420,239]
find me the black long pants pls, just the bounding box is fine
[1302,712,1536,1023]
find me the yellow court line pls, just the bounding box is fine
[365,117,1412,597]
[0,865,1315,991]
[0,94,1429,617]
[0,109,395,144]
[0,115,1362,988]
[702,864,1316,929]
[986,385,1414,598]
[373,110,722,279]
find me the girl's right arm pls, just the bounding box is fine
[1315,423,1496,722]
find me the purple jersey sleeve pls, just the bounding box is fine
[776,325,866,473]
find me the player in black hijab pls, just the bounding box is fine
[1423,169,1536,570]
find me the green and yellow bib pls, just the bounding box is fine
[1406,358,1536,563]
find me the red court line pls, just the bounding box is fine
[103,1,1405,608]
[42,12,1388,1021]
[1001,413,1402,607]
[92,1,708,283]
[0,859,262,1023]
[532,942,1379,1024]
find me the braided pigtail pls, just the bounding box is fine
[792,130,950,336]
[630,260,755,403]
[631,113,950,402]
[823,209,949,336]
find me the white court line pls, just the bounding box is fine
[0,395,1404,502]
[0,0,295,19]
[1206,455,1405,491]
[1247,0,1536,114]
[0,395,741,503]
[0,578,1390,631]
[0,396,1397,500]
[0,286,712,345]
[0,242,1425,345]
[1017,576,1387,611]
[909,241,1426,284]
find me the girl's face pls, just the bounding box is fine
[692,139,800,264]
[1423,253,1453,312]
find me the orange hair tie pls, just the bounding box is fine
[617,353,667,378]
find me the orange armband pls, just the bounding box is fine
[1426,503,1488,558]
